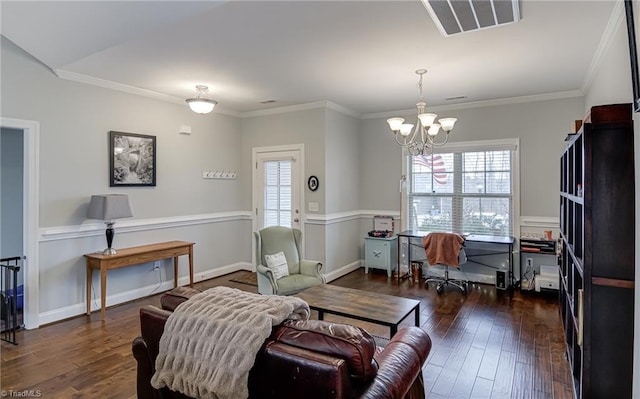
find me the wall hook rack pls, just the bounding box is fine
[202,170,237,179]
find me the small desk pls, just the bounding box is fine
[397,231,515,289]
[85,240,194,320]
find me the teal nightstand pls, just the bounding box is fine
[364,236,398,277]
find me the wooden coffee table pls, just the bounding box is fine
[296,284,420,337]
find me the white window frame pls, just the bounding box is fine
[401,138,520,237]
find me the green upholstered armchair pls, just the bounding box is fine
[254,226,325,295]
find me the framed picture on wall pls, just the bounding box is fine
[109,131,156,187]
[625,0,640,112]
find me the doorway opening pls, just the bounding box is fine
[0,118,40,330]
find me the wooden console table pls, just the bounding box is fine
[85,240,194,320]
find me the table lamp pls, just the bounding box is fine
[87,194,133,255]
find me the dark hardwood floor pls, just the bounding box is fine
[1,269,573,398]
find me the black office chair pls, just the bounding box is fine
[422,232,468,294]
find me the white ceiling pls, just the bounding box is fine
[0,1,618,116]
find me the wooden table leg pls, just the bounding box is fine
[188,245,194,287]
[100,265,107,321]
[86,263,91,315]
[391,325,398,337]
[173,256,179,288]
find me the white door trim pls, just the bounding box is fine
[251,144,306,263]
[1,117,40,329]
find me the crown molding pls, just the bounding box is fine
[54,69,242,117]
[240,100,361,119]
[582,0,624,93]
[362,90,584,120]
[54,69,585,121]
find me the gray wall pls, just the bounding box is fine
[241,107,363,273]
[1,128,24,265]
[1,37,249,319]
[325,109,360,213]
[359,97,585,220]
[324,108,361,272]
[241,108,326,212]
[240,107,327,266]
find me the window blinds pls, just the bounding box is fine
[408,149,513,235]
[264,160,292,228]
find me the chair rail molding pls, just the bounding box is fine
[305,210,400,225]
[520,216,559,229]
[39,211,253,242]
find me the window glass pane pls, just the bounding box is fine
[463,152,485,172]
[462,197,511,235]
[279,187,291,210]
[265,187,278,209]
[412,154,454,193]
[486,171,511,193]
[264,162,279,185]
[263,159,292,228]
[279,162,292,185]
[408,148,513,235]
[463,171,486,193]
[412,172,433,193]
[279,211,291,227]
[264,210,279,227]
[486,151,510,171]
[411,196,453,232]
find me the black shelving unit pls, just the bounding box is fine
[559,103,635,398]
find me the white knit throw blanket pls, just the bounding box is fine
[150,286,310,399]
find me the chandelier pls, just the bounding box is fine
[387,69,456,155]
[186,85,217,114]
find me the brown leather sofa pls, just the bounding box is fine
[132,287,432,399]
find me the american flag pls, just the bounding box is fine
[415,154,447,185]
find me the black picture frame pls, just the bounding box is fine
[625,0,640,112]
[109,131,156,187]
[307,175,319,191]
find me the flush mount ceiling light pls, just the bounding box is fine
[387,69,456,156]
[186,85,217,114]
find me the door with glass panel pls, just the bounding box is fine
[255,149,301,231]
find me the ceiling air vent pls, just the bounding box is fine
[422,0,521,37]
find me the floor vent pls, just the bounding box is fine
[421,0,521,37]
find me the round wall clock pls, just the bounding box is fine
[308,175,319,191]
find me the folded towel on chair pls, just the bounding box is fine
[422,232,465,267]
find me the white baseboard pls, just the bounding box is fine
[324,260,362,283]
[38,262,253,326]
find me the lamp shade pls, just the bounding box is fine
[438,118,457,132]
[186,98,217,114]
[418,113,437,127]
[399,124,414,137]
[87,194,133,221]
[186,85,217,114]
[387,117,405,131]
